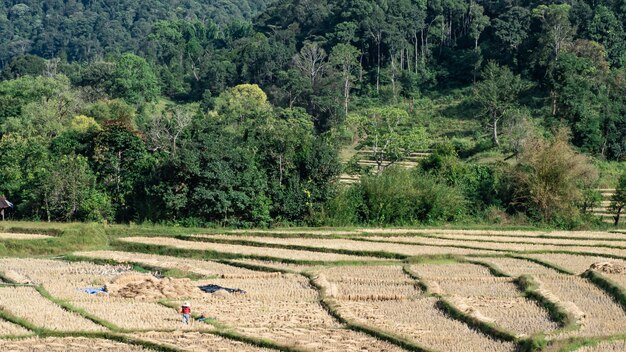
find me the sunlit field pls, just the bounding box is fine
[1,223,626,351]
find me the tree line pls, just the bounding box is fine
[0,0,625,227]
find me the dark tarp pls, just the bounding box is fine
[199,284,246,294]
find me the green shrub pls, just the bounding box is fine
[323,167,467,226]
[509,128,599,227]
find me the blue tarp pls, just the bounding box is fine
[198,284,246,294]
[77,287,107,295]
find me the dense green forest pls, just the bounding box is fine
[0,0,625,228]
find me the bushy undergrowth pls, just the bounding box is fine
[323,129,607,229]
[324,168,467,226]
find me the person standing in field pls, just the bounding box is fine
[180,302,191,324]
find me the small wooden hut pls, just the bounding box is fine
[0,197,13,221]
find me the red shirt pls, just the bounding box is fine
[182,306,191,314]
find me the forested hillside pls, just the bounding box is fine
[0,0,625,228]
[0,0,272,65]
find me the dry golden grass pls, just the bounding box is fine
[471,257,561,276]
[525,254,626,274]
[434,234,626,247]
[0,258,131,300]
[0,232,52,240]
[184,274,402,351]
[229,259,323,273]
[315,264,515,350]
[320,265,412,282]
[410,263,558,336]
[105,272,204,300]
[131,331,277,351]
[410,263,493,279]
[1,269,33,284]
[0,286,105,332]
[234,229,359,236]
[71,298,209,331]
[236,326,406,352]
[362,228,543,236]
[370,236,626,257]
[74,251,280,278]
[445,280,558,336]
[536,276,626,337]
[120,237,385,262]
[5,228,626,351]
[196,235,494,257]
[548,231,626,240]
[318,266,420,301]
[0,337,149,351]
[0,258,208,331]
[336,298,515,352]
[362,229,626,241]
[188,274,326,327]
[0,319,30,336]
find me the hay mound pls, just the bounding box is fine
[105,273,202,300]
[590,262,626,274]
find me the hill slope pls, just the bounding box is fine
[0,0,273,65]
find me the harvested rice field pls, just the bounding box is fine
[192,234,496,257]
[424,234,626,247]
[228,259,325,272]
[363,229,626,241]
[368,235,626,257]
[0,232,52,240]
[119,236,388,262]
[470,256,561,276]
[535,276,626,337]
[2,227,626,351]
[410,264,560,336]
[335,298,515,351]
[525,253,626,274]
[0,319,30,336]
[0,286,105,332]
[0,337,150,351]
[131,331,279,351]
[74,250,279,278]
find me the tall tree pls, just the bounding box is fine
[468,4,490,51]
[493,6,531,60]
[111,53,160,104]
[91,124,150,221]
[474,62,527,146]
[533,4,575,66]
[293,42,328,88]
[330,44,360,115]
[611,172,626,226]
[588,6,626,67]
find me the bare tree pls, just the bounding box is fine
[147,105,194,155]
[293,43,328,88]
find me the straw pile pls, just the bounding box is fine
[590,262,626,274]
[105,273,202,300]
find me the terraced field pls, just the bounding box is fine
[1,227,626,351]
